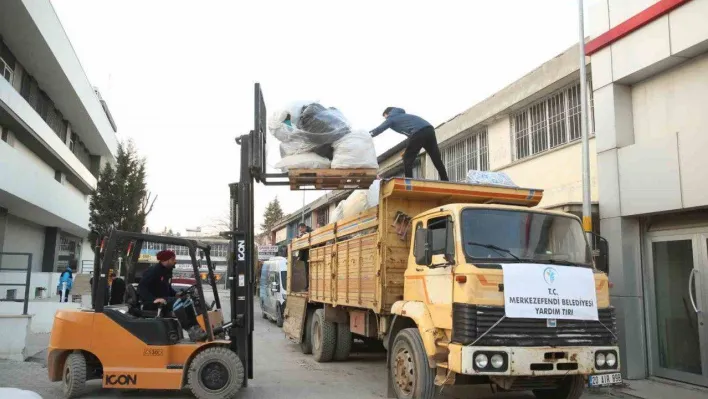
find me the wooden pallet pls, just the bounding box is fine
[288,168,377,190]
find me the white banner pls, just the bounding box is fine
[501,263,598,321]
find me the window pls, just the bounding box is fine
[512,79,594,160]
[436,129,489,182]
[1,126,7,143]
[428,216,452,255]
[0,56,12,84]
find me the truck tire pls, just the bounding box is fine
[188,347,244,399]
[311,309,336,362]
[533,375,585,399]
[276,303,284,327]
[389,328,435,399]
[300,308,314,354]
[333,322,352,361]
[62,352,87,398]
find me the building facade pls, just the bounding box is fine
[587,0,708,387]
[0,0,117,277]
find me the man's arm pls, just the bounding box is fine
[137,267,157,304]
[370,118,393,137]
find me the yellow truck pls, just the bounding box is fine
[283,177,620,399]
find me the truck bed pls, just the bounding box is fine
[288,178,543,314]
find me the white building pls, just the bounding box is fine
[588,0,708,387]
[0,0,117,286]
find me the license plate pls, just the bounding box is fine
[588,372,622,387]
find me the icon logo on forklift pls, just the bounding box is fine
[105,374,137,386]
[237,240,245,261]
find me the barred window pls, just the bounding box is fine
[513,79,594,160]
[436,129,489,182]
[0,56,12,84]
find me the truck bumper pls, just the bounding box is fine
[450,344,620,377]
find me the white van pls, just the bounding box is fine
[259,256,287,327]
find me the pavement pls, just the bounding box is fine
[0,298,702,399]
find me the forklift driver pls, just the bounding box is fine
[138,249,180,312]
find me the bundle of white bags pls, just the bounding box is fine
[270,102,378,172]
[332,179,381,223]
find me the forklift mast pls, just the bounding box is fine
[228,83,292,385]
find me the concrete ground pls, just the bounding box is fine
[0,297,700,399]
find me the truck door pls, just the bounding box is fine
[408,215,455,328]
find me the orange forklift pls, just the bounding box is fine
[47,230,245,398]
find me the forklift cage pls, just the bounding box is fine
[93,230,223,342]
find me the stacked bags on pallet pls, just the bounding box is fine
[269,102,378,171]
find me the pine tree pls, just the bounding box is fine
[89,140,157,254]
[260,197,284,234]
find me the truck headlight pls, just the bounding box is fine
[606,352,617,368]
[491,354,504,369]
[595,353,606,367]
[474,353,488,369]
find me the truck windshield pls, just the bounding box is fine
[461,208,592,266]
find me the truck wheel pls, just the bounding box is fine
[300,308,314,354]
[276,303,284,327]
[311,309,336,362]
[188,347,244,399]
[389,328,435,399]
[62,352,87,398]
[533,375,585,399]
[333,322,352,361]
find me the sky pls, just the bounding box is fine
[51,0,596,235]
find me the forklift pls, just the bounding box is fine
[47,231,241,398]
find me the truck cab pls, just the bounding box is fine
[389,203,618,399]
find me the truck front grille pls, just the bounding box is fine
[452,304,617,347]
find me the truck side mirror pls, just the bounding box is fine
[271,281,279,292]
[414,228,432,266]
[590,232,609,274]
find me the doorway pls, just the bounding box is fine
[645,229,708,387]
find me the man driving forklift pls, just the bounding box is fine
[138,249,207,341]
[138,249,179,311]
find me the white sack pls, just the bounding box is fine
[331,130,378,169]
[274,153,331,172]
[332,201,345,223]
[465,170,517,187]
[342,191,369,219]
[366,179,381,208]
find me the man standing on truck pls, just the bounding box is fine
[370,107,449,181]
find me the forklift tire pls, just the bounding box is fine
[532,375,585,399]
[276,304,284,327]
[300,308,314,354]
[62,352,87,398]
[333,322,352,361]
[311,309,336,362]
[188,347,244,399]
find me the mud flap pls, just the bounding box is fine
[283,295,307,344]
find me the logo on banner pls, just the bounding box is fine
[543,267,557,285]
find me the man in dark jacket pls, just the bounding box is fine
[297,223,312,290]
[370,107,449,181]
[138,249,178,311]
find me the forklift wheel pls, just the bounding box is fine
[188,347,244,399]
[62,352,87,398]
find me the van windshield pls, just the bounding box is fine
[461,208,592,267]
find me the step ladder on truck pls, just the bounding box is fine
[274,105,620,397]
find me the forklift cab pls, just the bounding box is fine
[94,230,226,338]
